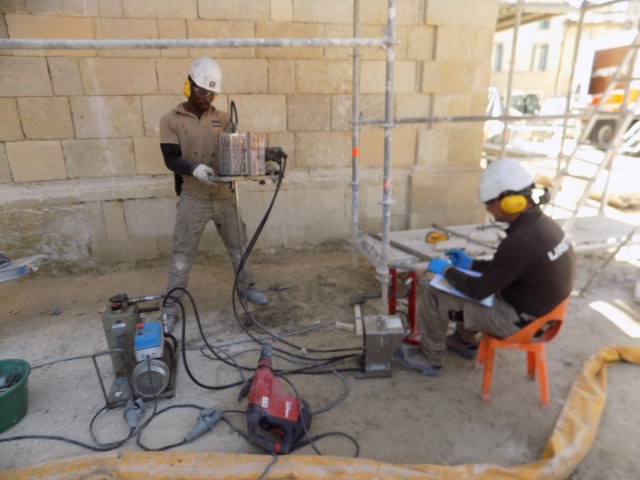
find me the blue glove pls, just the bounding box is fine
[445,249,473,270]
[427,258,450,276]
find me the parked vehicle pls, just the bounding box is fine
[484,88,569,158]
[573,30,640,147]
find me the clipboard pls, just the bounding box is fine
[430,268,495,307]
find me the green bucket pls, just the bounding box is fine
[0,359,31,433]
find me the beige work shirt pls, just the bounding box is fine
[159,103,232,200]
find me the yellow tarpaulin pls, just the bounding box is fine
[2,345,639,480]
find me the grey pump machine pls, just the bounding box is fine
[98,293,177,408]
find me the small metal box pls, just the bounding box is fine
[357,315,405,378]
[219,132,266,176]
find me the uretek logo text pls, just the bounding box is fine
[548,236,571,261]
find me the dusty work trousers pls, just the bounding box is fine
[419,283,521,367]
[165,191,253,310]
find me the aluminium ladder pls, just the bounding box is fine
[545,31,640,234]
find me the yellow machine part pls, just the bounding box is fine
[425,231,449,244]
[2,344,639,480]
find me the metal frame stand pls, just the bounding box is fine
[388,266,421,345]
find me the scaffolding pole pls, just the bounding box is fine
[557,3,587,179]
[351,0,362,270]
[0,37,386,50]
[377,0,397,302]
[500,0,524,159]
[358,112,589,126]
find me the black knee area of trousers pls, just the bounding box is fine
[448,310,464,322]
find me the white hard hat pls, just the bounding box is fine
[478,158,534,203]
[188,57,222,93]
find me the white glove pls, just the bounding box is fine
[192,164,215,184]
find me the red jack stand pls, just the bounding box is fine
[388,267,421,345]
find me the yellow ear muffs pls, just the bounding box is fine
[499,193,527,214]
[183,79,191,98]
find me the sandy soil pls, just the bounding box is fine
[0,242,639,478]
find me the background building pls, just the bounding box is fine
[491,1,640,114]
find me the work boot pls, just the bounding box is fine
[241,285,268,305]
[392,343,442,377]
[446,330,479,360]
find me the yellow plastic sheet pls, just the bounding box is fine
[2,345,639,480]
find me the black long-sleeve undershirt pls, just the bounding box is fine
[160,143,193,176]
[161,143,194,196]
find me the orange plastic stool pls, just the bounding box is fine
[477,297,570,407]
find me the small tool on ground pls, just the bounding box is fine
[350,292,381,305]
[261,284,296,300]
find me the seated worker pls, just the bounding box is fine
[393,158,575,376]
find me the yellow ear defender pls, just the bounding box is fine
[499,192,528,214]
[183,79,216,102]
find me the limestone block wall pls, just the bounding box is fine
[0,0,498,272]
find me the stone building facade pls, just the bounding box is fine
[0,0,497,271]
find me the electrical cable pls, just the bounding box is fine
[273,371,359,457]
[165,288,244,371]
[0,434,124,452]
[306,369,349,416]
[136,403,203,451]
[257,454,279,480]
[218,410,251,442]
[136,404,257,452]
[292,431,360,457]
[228,100,238,133]
[295,371,353,454]
[204,343,358,372]
[225,155,364,364]
[166,288,247,391]
[31,352,109,370]
[132,357,165,450]
[0,400,136,452]
[89,404,136,449]
[170,285,361,381]
[196,317,353,360]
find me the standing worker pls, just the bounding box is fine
[393,158,575,376]
[159,57,268,332]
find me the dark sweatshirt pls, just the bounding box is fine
[445,207,575,317]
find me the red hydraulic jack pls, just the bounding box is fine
[388,266,421,345]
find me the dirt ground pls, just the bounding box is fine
[0,240,639,479]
